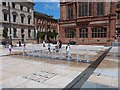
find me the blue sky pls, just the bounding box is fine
[34,2,60,19]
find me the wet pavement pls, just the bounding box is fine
[0,44,119,88]
[81,47,119,88]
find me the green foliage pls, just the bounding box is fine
[37,31,43,43]
[70,29,76,38]
[47,28,58,39]
[2,29,8,39]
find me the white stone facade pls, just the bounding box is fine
[0,1,35,44]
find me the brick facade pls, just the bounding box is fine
[34,11,58,42]
[59,2,117,46]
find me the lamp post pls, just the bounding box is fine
[8,1,12,45]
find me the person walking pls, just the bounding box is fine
[48,43,51,52]
[59,40,62,49]
[23,43,26,53]
[66,43,71,60]
[43,40,46,47]
[8,44,12,55]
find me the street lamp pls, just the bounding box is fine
[8,1,12,45]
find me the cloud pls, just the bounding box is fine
[34,0,60,2]
[44,3,60,10]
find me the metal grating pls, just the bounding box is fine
[23,71,57,83]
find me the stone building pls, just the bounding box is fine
[34,11,58,42]
[0,1,35,44]
[59,1,117,45]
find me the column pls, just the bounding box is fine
[76,28,79,44]
[88,27,92,45]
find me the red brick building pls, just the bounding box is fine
[116,1,120,39]
[34,11,58,43]
[59,1,117,45]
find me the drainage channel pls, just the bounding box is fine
[63,47,112,89]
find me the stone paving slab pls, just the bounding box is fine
[81,47,119,88]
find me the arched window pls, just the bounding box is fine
[12,11,18,22]
[27,15,31,24]
[2,9,8,21]
[20,13,25,23]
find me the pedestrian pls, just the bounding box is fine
[66,43,71,60]
[48,43,51,52]
[8,44,12,55]
[43,40,46,47]
[59,40,62,49]
[23,43,26,53]
[19,40,21,47]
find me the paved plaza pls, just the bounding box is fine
[0,44,119,88]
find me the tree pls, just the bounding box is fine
[47,29,58,40]
[37,31,43,43]
[2,28,8,39]
[70,29,76,38]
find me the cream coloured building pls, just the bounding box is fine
[0,1,35,44]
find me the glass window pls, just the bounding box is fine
[28,18,30,24]
[27,7,30,12]
[117,13,120,19]
[68,4,73,19]
[97,2,104,16]
[65,29,76,38]
[28,29,31,38]
[20,5,23,11]
[21,16,24,23]
[89,2,93,16]
[79,28,88,38]
[4,13,7,21]
[12,3,15,8]
[79,2,93,17]
[13,28,17,38]
[2,2,6,6]
[13,15,16,22]
[92,27,107,38]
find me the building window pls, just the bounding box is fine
[79,2,92,17]
[68,4,73,19]
[12,3,15,8]
[4,13,7,21]
[21,16,24,23]
[27,7,30,12]
[20,5,23,11]
[21,29,24,43]
[13,28,17,38]
[3,27,8,38]
[13,15,16,22]
[117,13,120,19]
[65,29,76,38]
[89,2,93,16]
[97,2,104,16]
[28,18,30,24]
[92,27,107,38]
[79,28,88,38]
[28,29,31,38]
[117,2,120,8]
[2,2,6,6]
